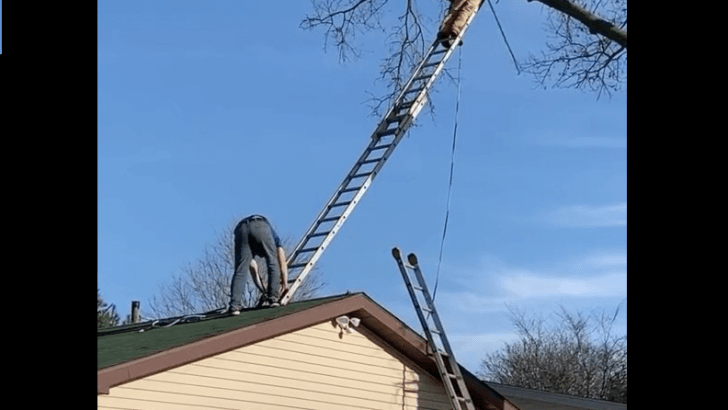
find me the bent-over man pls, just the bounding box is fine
[228,215,288,314]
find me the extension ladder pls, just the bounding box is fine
[392,247,475,410]
[279,8,482,306]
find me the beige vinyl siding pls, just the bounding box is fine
[98,321,452,410]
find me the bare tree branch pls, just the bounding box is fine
[529,0,626,48]
[367,0,431,114]
[302,0,439,115]
[480,304,627,404]
[520,0,627,97]
[301,0,391,62]
[302,0,626,102]
[522,0,628,98]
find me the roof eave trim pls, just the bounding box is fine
[97,293,516,410]
[98,294,371,393]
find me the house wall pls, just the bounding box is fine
[98,320,454,410]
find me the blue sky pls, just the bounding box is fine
[98,1,626,372]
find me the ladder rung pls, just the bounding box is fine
[351,172,372,179]
[413,75,433,82]
[387,114,407,124]
[340,186,363,193]
[288,263,308,270]
[290,249,312,258]
[289,252,312,262]
[329,201,352,208]
[299,247,318,253]
[370,143,393,151]
[319,216,340,223]
[422,61,439,69]
[404,87,424,95]
[360,158,382,165]
[307,231,329,238]
[377,128,398,137]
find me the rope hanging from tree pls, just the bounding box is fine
[433,47,463,303]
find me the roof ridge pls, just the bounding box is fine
[98,292,367,371]
[97,292,363,337]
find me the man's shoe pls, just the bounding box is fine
[439,33,461,49]
[269,302,280,308]
[228,307,241,316]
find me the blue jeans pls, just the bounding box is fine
[229,218,282,309]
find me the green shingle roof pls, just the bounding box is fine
[97,294,352,370]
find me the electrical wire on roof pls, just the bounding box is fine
[97,306,229,336]
[432,46,462,303]
[146,307,227,330]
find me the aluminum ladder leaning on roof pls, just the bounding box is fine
[391,247,476,410]
[279,5,483,306]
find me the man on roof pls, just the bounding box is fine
[228,215,288,314]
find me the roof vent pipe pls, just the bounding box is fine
[131,301,140,323]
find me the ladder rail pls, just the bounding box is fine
[280,39,447,305]
[407,252,457,356]
[392,248,440,354]
[392,247,476,410]
[286,37,448,262]
[281,129,407,304]
[281,7,482,305]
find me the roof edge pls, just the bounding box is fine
[486,382,626,410]
[98,293,371,393]
[97,292,518,410]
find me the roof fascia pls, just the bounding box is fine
[99,294,373,393]
[97,293,516,410]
